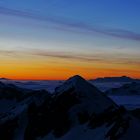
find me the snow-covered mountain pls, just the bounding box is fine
[89,76,140,92]
[0,81,32,100]
[106,82,140,96]
[91,76,140,83]
[55,75,117,115]
[105,82,140,109]
[0,75,140,140]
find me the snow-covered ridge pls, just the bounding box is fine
[0,75,140,140]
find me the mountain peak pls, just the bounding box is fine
[55,75,116,115]
[0,78,10,80]
[55,75,90,94]
[66,75,85,84]
[68,75,83,81]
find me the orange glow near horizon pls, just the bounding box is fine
[0,51,140,80]
[0,1,140,81]
[0,60,140,80]
[1,70,140,80]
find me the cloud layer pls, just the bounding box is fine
[0,49,140,66]
[0,6,140,41]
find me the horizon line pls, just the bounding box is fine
[0,75,140,81]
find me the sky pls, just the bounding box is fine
[0,0,140,80]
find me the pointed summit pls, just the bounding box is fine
[63,75,86,84]
[67,75,85,82]
[55,75,117,114]
[55,75,101,96]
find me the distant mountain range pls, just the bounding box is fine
[0,75,140,140]
[1,76,140,83]
[0,78,10,80]
[106,82,140,96]
[91,76,140,83]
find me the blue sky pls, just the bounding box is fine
[0,0,140,79]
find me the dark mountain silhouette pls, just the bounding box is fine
[0,75,140,140]
[0,78,10,80]
[130,108,140,120]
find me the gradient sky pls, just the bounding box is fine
[0,0,140,80]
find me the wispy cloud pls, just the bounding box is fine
[0,50,16,55]
[0,6,140,41]
[0,49,140,66]
[31,50,103,62]
[33,50,140,65]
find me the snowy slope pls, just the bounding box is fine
[109,95,140,110]
[38,106,140,140]
[39,118,140,140]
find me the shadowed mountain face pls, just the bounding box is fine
[55,75,117,114]
[130,108,140,119]
[0,75,140,140]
